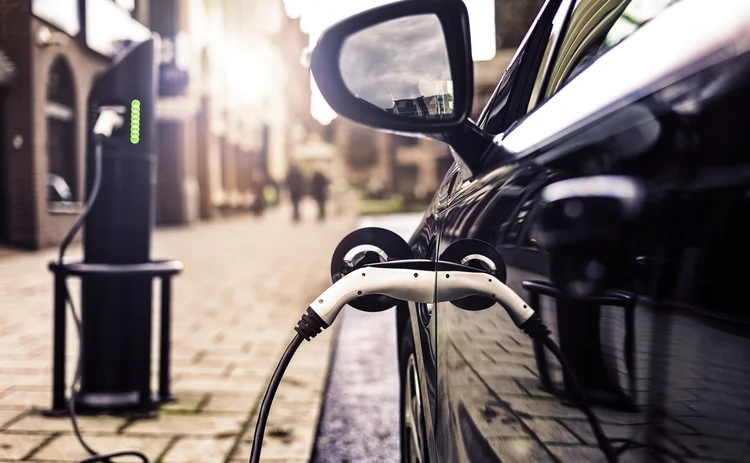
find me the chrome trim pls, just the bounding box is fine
[460,254,497,273]
[342,244,389,268]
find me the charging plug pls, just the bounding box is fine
[93,106,127,138]
[294,260,537,341]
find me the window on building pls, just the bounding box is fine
[46,58,77,206]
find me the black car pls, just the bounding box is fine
[312,0,750,461]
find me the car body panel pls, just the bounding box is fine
[405,0,750,461]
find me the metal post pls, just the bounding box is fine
[52,271,67,412]
[159,277,173,402]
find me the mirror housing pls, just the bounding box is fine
[311,0,475,134]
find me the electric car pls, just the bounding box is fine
[311,0,750,461]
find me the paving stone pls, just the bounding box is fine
[672,435,750,461]
[504,397,592,420]
[236,427,315,461]
[523,418,581,444]
[202,395,259,413]
[162,436,236,463]
[486,437,556,462]
[172,377,267,394]
[548,444,614,462]
[171,365,230,377]
[235,401,321,460]
[0,210,356,462]
[161,393,206,413]
[673,416,750,440]
[0,433,52,460]
[124,413,246,437]
[0,409,24,429]
[30,435,171,462]
[560,419,646,446]
[231,458,307,463]
[0,390,50,409]
[0,375,51,388]
[481,377,532,396]
[7,414,126,433]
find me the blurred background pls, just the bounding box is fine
[0,0,544,250]
[0,1,546,462]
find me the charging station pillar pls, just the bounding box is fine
[78,37,160,413]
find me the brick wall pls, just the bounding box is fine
[0,3,109,249]
[0,0,35,247]
[31,18,107,248]
[495,0,546,49]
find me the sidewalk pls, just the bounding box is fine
[0,202,356,462]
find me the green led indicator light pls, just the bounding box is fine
[130,100,141,145]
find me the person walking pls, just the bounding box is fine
[310,170,329,222]
[286,165,305,222]
[250,172,267,216]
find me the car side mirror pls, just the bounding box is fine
[311,0,474,134]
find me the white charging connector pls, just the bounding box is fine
[251,259,618,463]
[93,106,127,138]
[307,265,535,327]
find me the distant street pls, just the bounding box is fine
[313,213,422,463]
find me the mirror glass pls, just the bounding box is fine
[339,14,454,119]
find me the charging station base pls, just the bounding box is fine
[42,392,177,419]
[47,259,183,416]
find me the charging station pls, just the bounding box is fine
[48,36,183,416]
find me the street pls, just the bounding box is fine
[0,202,355,462]
[312,213,422,463]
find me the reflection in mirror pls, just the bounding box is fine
[339,14,454,119]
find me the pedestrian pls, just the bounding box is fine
[310,170,329,222]
[250,171,267,216]
[286,165,305,222]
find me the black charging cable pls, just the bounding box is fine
[57,139,150,463]
[249,309,326,462]
[249,311,619,462]
[249,333,305,463]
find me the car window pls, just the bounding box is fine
[480,0,573,136]
[527,0,577,112]
[541,0,681,102]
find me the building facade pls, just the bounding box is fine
[148,0,311,223]
[0,0,152,248]
[0,0,311,247]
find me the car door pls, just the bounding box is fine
[424,0,575,459]
[402,161,458,463]
[431,0,750,462]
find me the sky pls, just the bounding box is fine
[283,0,496,125]
[340,14,451,109]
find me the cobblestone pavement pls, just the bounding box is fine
[0,202,356,462]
